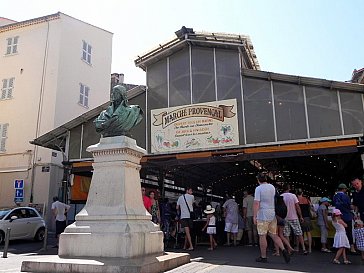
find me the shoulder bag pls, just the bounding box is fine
[183,194,196,220]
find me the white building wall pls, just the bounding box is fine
[0,13,112,216]
[54,13,112,127]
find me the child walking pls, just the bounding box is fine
[353,219,364,262]
[202,205,218,250]
[331,209,351,264]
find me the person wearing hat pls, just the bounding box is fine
[331,208,351,264]
[202,205,217,250]
[317,197,332,252]
[333,183,356,253]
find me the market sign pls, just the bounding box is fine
[151,99,239,153]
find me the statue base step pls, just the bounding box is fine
[21,252,190,273]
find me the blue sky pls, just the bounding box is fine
[1,0,363,85]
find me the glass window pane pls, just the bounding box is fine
[305,87,341,138]
[147,59,167,152]
[12,45,17,53]
[191,47,215,103]
[243,78,275,144]
[69,126,82,159]
[169,48,190,107]
[81,120,100,158]
[273,82,307,141]
[216,49,243,144]
[340,92,364,135]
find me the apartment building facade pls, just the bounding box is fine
[0,12,112,218]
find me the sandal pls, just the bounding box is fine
[344,260,352,264]
[332,259,340,264]
[272,252,280,256]
[207,247,213,251]
[321,248,332,253]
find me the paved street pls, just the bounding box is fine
[1,238,364,273]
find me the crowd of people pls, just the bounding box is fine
[140,174,364,265]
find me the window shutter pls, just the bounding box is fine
[2,124,8,137]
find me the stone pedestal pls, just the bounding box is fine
[59,136,163,258]
[22,136,189,272]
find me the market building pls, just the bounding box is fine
[0,12,113,223]
[31,27,364,220]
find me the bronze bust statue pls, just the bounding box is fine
[94,85,143,137]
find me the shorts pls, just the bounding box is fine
[55,220,67,236]
[225,222,238,233]
[245,216,256,231]
[207,227,216,235]
[277,217,285,227]
[283,219,303,236]
[257,218,277,235]
[300,217,312,232]
[180,218,193,229]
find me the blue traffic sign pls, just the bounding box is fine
[14,179,24,189]
[14,197,24,203]
[15,189,24,198]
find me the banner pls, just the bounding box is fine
[151,99,239,153]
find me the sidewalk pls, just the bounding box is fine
[166,245,364,273]
[1,243,363,273]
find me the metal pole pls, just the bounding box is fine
[2,228,11,258]
[41,226,48,251]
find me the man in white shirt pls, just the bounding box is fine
[51,196,71,247]
[223,194,239,246]
[281,184,307,254]
[177,187,195,250]
[253,171,290,263]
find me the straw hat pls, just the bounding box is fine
[204,205,215,214]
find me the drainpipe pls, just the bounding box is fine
[30,19,50,203]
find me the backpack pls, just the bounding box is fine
[275,191,287,219]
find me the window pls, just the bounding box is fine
[1,78,14,99]
[82,40,92,64]
[0,123,8,152]
[5,36,19,55]
[79,83,89,107]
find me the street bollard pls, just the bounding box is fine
[2,228,11,258]
[41,226,48,251]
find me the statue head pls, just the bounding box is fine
[111,85,127,104]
